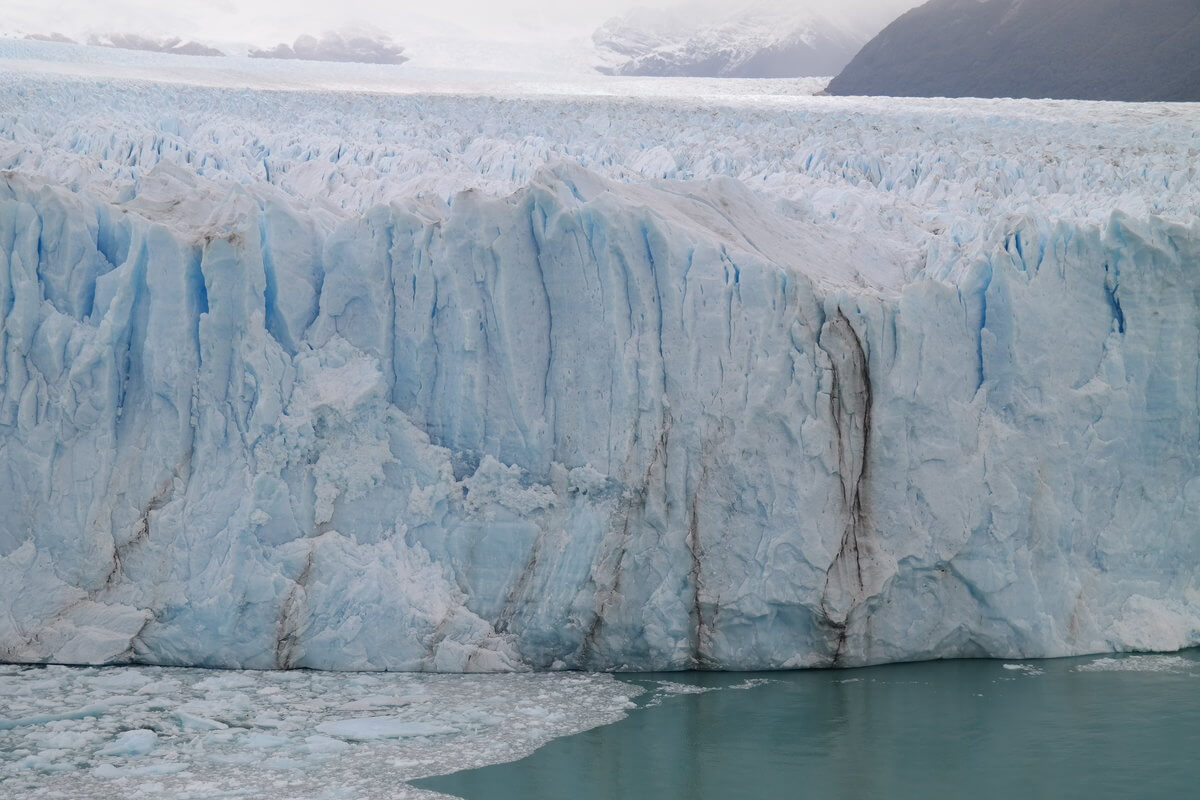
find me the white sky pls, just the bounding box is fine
[4,1,922,44]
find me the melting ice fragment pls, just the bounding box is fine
[96,728,158,756]
[315,718,460,741]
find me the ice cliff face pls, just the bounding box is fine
[1,54,1199,671]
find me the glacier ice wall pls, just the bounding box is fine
[1,64,1198,670]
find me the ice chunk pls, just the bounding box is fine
[1002,664,1044,676]
[96,729,157,756]
[315,718,459,741]
[0,704,108,730]
[174,712,228,732]
[337,695,424,712]
[303,734,351,754]
[93,762,189,777]
[1076,656,1196,674]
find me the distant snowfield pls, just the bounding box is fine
[1,38,1199,677]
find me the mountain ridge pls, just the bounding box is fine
[594,1,873,78]
[827,0,1200,101]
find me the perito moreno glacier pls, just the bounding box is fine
[1,47,1198,672]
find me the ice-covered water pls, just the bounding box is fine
[0,664,636,799]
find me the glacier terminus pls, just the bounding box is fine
[1,40,1198,673]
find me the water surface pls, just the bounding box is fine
[419,651,1200,799]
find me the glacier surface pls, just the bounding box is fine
[1,42,1198,671]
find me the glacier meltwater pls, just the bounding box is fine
[1,42,1198,672]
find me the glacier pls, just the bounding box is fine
[1,42,1198,671]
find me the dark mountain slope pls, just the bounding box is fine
[827,0,1200,101]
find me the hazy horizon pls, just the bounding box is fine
[4,0,922,46]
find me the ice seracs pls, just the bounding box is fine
[1,42,1198,671]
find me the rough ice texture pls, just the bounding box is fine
[1,43,1199,671]
[0,664,636,798]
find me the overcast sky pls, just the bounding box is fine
[6,0,922,44]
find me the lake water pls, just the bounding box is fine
[418,651,1200,800]
[3,652,1197,798]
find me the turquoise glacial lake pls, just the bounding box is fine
[417,650,1200,800]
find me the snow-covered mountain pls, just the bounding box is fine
[828,0,1200,101]
[594,1,873,78]
[1,42,1198,672]
[90,33,225,58]
[249,32,408,65]
[26,32,224,57]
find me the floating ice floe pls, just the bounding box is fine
[1076,655,1197,674]
[1002,663,1045,676]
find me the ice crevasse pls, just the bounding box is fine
[1,90,1199,672]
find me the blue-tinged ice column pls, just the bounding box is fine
[1,161,1197,671]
